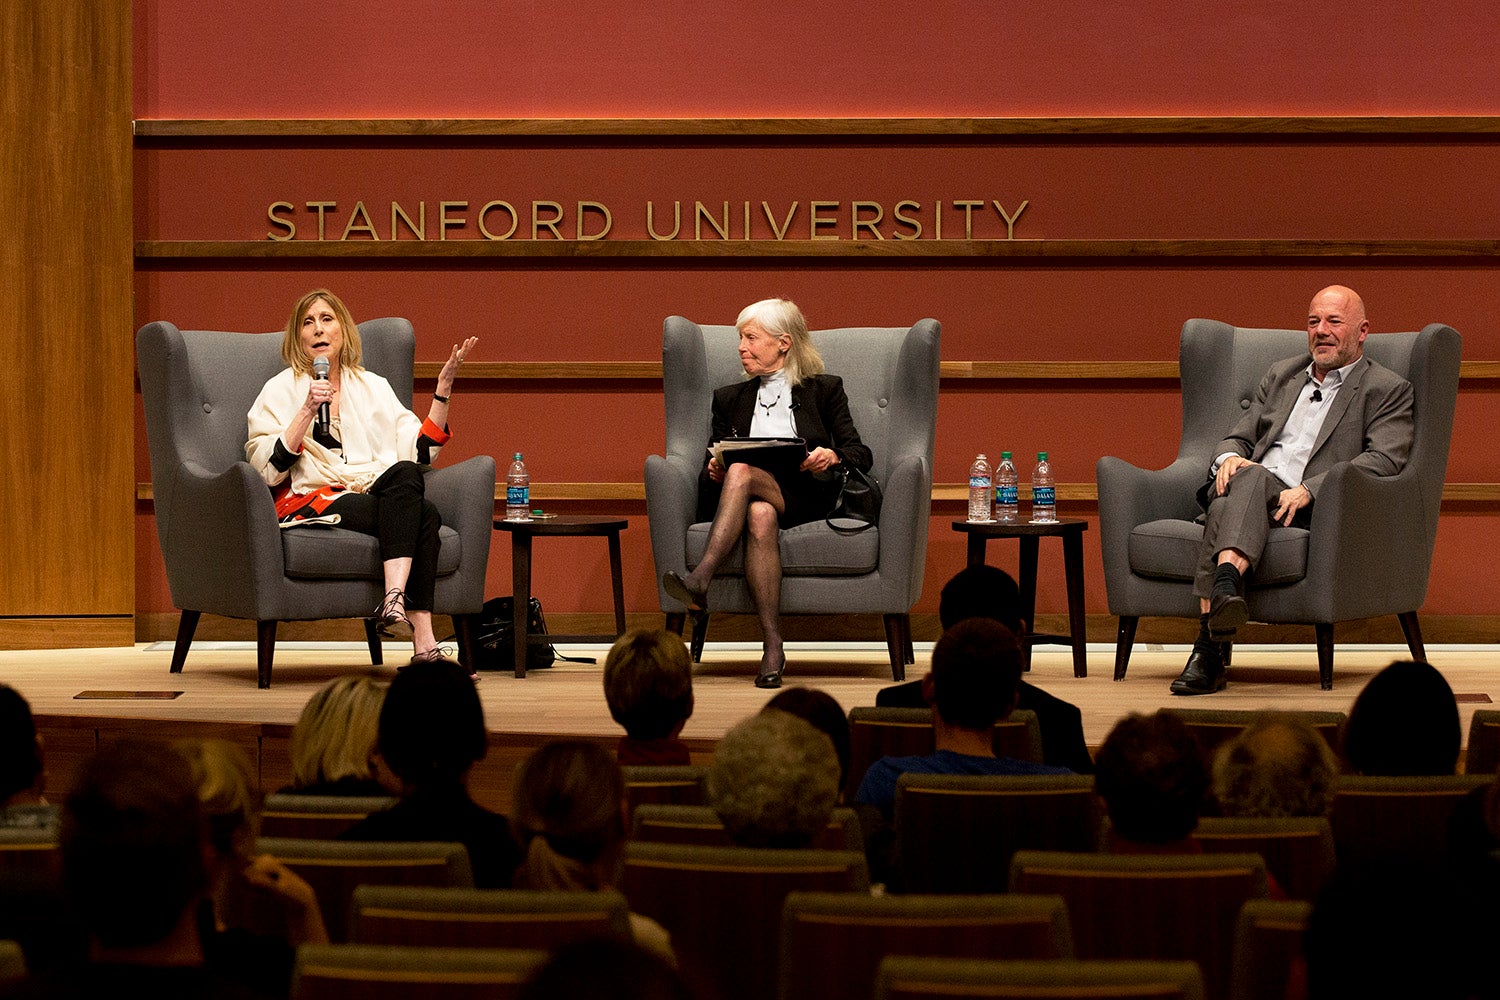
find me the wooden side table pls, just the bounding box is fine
[492,515,628,677]
[949,518,1089,677]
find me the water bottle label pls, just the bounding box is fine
[969,475,992,489]
[506,486,530,506]
[998,485,1019,504]
[1032,486,1056,506]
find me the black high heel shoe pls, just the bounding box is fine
[374,588,412,637]
[755,648,786,689]
[662,571,708,612]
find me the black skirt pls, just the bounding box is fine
[695,468,842,529]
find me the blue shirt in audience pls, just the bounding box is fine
[855,750,1072,815]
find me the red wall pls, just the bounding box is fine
[131,2,1500,628]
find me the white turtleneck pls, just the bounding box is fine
[750,370,796,437]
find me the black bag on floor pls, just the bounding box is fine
[471,596,594,671]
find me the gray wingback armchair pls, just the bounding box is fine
[644,316,940,681]
[1096,319,1461,689]
[137,318,495,688]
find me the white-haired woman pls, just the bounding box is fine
[662,299,872,688]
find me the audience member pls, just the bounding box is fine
[602,630,694,766]
[510,741,673,964]
[0,739,254,998]
[0,685,54,831]
[519,938,692,1000]
[280,675,391,796]
[1448,763,1500,861]
[341,660,521,887]
[876,566,1093,773]
[1341,659,1460,775]
[1211,712,1339,818]
[707,711,839,848]
[1094,711,1209,851]
[763,687,851,794]
[175,738,328,997]
[856,618,1071,819]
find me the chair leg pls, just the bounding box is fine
[363,618,384,666]
[1315,623,1334,690]
[452,613,480,673]
[689,612,710,662]
[1112,616,1138,681]
[170,610,200,675]
[664,612,686,636]
[1397,611,1426,662]
[257,620,278,689]
[883,613,909,682]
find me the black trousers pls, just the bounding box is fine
[327,461,442,611]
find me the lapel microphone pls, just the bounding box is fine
[1311,388,1323,403]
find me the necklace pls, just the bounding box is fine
[757,386,783,414]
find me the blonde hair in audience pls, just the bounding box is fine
[511,741,627,891]
[289,674,388,789]
[175,737,259,861]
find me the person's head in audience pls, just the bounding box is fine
[603,629,694,743]
[288,674,390,793]
[1212,712,1340,818]
[520,938,691,1000]
[511,741,627,892]
[1095,711,1209,848]
[938,564,1025,634]
[61,739,208,961]
[378,660,488,792]
[708,710,838,847]
[175,737,259,867]
[1342,659,1460,776]
[764,687,851,792]
[923,618,1023,739]
[0,684,44,807]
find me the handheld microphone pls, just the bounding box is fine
[312,356,331,436]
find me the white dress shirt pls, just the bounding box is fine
[1212,357,1359,487]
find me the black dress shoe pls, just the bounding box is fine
[1207,592,1248,639]
[1170,645,1227,695]
[662,571,708,612]
[755,649,786,689]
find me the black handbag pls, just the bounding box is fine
[469,596,595,672]
[825,465,883,532]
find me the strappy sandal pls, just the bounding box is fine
[374,588,412,637]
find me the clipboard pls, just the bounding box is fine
[710,437,808,480]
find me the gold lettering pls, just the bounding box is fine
[743,201,751,240]
[532,201,563,240]
[851,201,884,240]
[391,201,426,240]
[576,201,612,240]
[954,200,983,239]
[439,201,467,240]
[647,201,681,241]
[809,201,839,240]
[892,200,921,240]
[307,202,336,241]
[478,201,518,240]
[935,200,942,240]
[340,201,379,241]
[694,201,729,240]
[267,202,295,241]
[993,199,1029,240]
[762,201,797,241]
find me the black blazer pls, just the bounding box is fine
[697,373,873,526]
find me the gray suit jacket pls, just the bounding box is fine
[1205,353,1415,504]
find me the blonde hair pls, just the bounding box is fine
[289,675,388,789]
[174,737,259,861]
[281,288,364,376]
[736,298,823,387]
[511,742,626,891]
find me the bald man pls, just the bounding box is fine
[1172,286,1415,695]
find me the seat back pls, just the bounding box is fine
[0,827,60,885]
[292,943,546,1000]
[1465,709,1500,777]
[896,774,1100,894]
[1329,773,1490,867]
[257,837,474,943]
[1194,816,1336,902]
[874,956,1206,1000]
[1163,709,1345,772]
[621,765,708,817]
[631,804,863,852]
[779,892,1074,1000]
[348,886,630,949]
[1010,850,1268,1000]
[620,841,868,1000]
[260,794,399,840]
[1228,899,1311,1000]
[845,707,1044,801]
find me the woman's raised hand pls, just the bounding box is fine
[436,336,479,396]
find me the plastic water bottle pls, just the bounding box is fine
[1030,451,1056,523]
[996,451,1019,524]
[967,454,993,522]
[505,453,531,521]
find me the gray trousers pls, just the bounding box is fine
[1194,463,1294,598]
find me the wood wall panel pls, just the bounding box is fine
[2,0,133,629]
